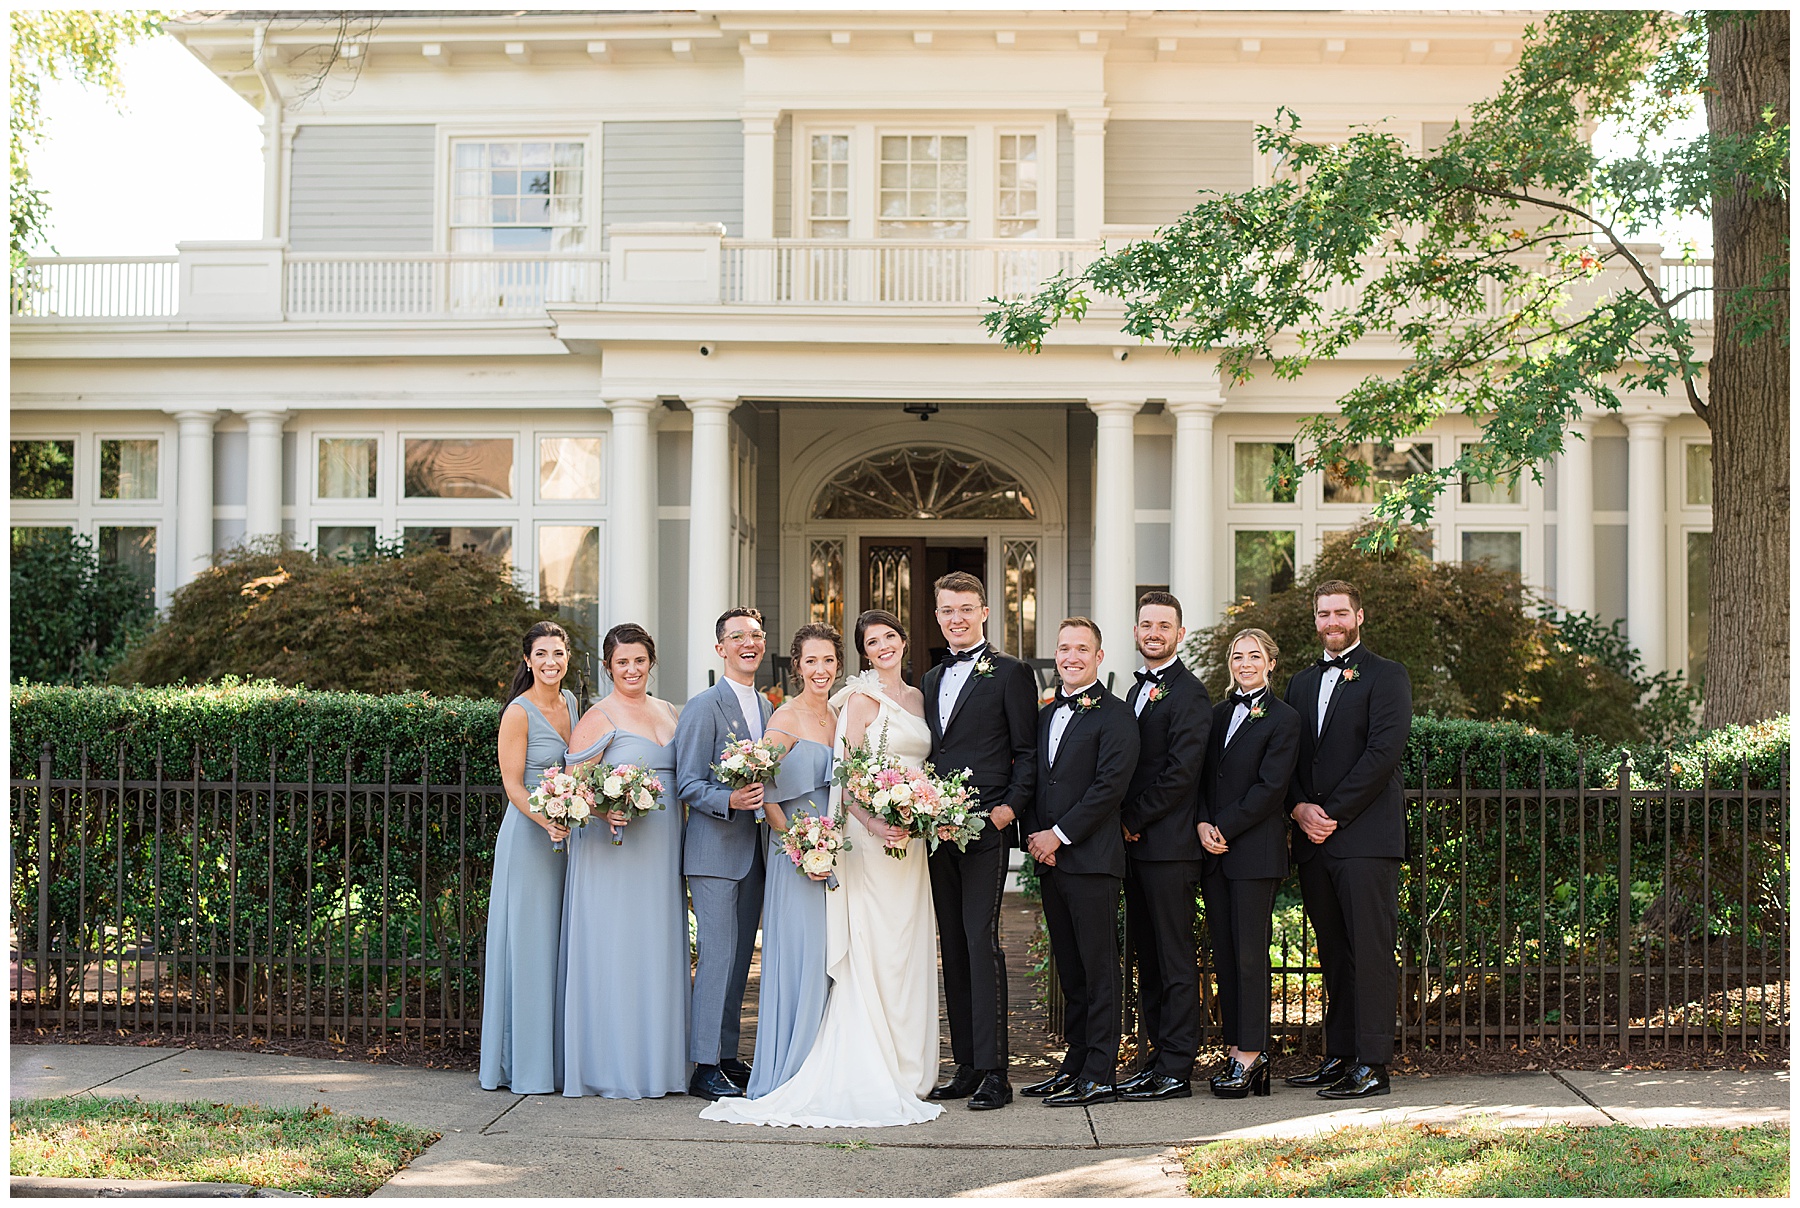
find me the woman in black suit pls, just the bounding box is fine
[1198,627,1301,1098]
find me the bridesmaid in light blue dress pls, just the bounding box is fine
[480,621,577,1094]
[560,623,690,1098]
[747,624,842,1098]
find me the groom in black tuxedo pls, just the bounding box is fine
[922,571,1038,1111]
[1023,617,1140,1108]
[1282,579,1412,1099]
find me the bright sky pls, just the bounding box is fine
[28,29,1711,259]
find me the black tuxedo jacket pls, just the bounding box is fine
[1201,691,1302,881]
[922,647,1039,852]
[1027,686,1141,879]
[1121,659,1212,862]
[1283,645,1413,861]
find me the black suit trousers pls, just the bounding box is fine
[1123,857,1202,1076]
[1198,868,1279,1053]
[1297,852,1400,1064]
[928,841,1010,1070]
[1039,864,1121,1085]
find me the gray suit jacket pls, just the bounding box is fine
[675,677,774,880]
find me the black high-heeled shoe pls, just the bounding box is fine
[1209,1051,1271,1099]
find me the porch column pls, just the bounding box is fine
[1555,418,1596,616]
[1625,412,1669,673]
[686,397,738,698]
[742,112,778,241]
[607,399,660,628]
[241,409,289,542]
[167,409,220,586]
[1088,397,1143,671]
[1168,395,1223,627]
[1068,108,1109,240]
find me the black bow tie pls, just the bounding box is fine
[1229,690,1263,708]
[1056,688,1092,709]
[942,645,986,666]
[1318,653,1353,671]
[1134,668,1163,686]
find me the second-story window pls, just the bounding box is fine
[879,135,968,238]
[997,134,1039,238]
[809,133,850,238]
[451,140,586,251]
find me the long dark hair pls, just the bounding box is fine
[505,621,573,705]
[854,608,907,670]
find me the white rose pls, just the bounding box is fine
[568,797,592,821]
[603,775,625,798]
[547,800,568,818]
[634,788,653,810]
[722,754,746,771]
[801,849,834,876]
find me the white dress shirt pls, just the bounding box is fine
[936,641,988,728]
[1132,655,1179,717]
[1225,687,1268,745]
[725,677,764,741]
[1047,680,1098,846]
[1315,641,1361,736]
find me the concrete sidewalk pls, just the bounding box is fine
[11,1045,1789,1198]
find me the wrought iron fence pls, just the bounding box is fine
[1051,754,1789,1054]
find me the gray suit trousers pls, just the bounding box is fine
[687,843,765,1065]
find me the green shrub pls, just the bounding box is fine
[9,528,155,685]
[109,540,574,700]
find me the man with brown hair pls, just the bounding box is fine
[921,570,1038,1111]
[1282,579,1411,1099]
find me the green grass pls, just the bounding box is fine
[1182,1122,1789,1198]
[10,1096,439,1197]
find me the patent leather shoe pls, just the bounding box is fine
[719,1057,753,1084]
[1043,1078,1117,1108]
[968,1071,1013,1111]
[929,1064,982,1100]
[1119,1073,1192,1101]
[687,1064,744,1101]
[1209,1053,1271,1099]
[1317,1062,1389,1099]
[1020,1071,1077,1098]
[1114,1066,1159,1095]
[1284,1055,1353,1089]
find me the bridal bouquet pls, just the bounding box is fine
[833,726,917,858]
[526,765,596,851]
[713,732,786,789]
[780,811,850,890]
[579,760,666,845]
[918,764,987,854]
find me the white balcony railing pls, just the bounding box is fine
[1661,259,1714,322]
[11,256,179,318]
[285,253,608,317]
[720,240,1095,305]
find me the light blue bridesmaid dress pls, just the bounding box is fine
[745,739,833,1099]
[559,727,690,1098]
[479,688,576,1094]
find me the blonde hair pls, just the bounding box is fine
[1229,627,1280,664]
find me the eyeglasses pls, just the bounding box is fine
[723,630,765,643]
[935,605,983,619]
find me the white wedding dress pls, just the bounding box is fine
[701,671,943,1128]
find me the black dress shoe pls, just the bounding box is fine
[1317,1062,1389,1099]
[1210,1053,1272,1099]
[1120,1073,1192,1101]
[1284,1055,1354,1088]
[1020,1071,1077,1098]
[968,1070,1013,1111]
[929,1064,981,1100]
[1114,1066,1158,1095]
[1043,1078,1117,1108]
[687,1064,744,1101]
[719,1057,753,1083]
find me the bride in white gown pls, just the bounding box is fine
[701,612,943,1128]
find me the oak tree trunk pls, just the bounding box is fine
[1703,10,1789,727]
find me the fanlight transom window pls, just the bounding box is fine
[812,447,1036,521]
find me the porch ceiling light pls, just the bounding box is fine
[903,402,940,421]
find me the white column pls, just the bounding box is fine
[1625,412,1669,673]
[1088,397,1143,668]
[686,397,738,698]
[1068,109,1109,239]
[167,409,220,586]
[741,113,778,240]
[241,409,290,542]
[1555,418,1596,616]
[606,399,659,627]
[1168,395,1223,627]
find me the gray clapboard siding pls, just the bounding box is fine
[1104,120,1253,225]
[1056,114,1074,239]
[773,115,793,238]
[602,120,743,240]
[288,125,435,251]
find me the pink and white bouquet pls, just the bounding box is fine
[833,728,914,858]
[917,764,987,855]
[580,760,666,845]
[712,732,786,790]
[780,811,851,890]
[526,765,596,851]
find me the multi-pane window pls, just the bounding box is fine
[540,525,600,639]
[539,437,603,501]
[1685,443,1713,506]
[1003,538,1039,657]
[1233,442,1297,504]
[99,439,158,501]
[808,538,844,632]
[450,141,585,251]
[1234,530,1296,601]
[403,525,513,561]
[1323,441,1432,505]
[318,437,377,499]
[403,438,514,499]
[12,440,75,500]
[1458,441,1522,504]
[808,133,851,238]
[996,134,1039,238]
[879,135,968,238]
[318,525,377,561]
[1460,530,1523,574]
[98,525,156,592]
[1687,530,1711,681]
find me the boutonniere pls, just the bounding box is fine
[1339,665,1361,683]
[973,655,995,678]
[1247,702,1267,722]
[1143,682,1170,711]
[1075,692,1100,712]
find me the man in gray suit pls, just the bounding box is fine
[674,606,773,1100]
